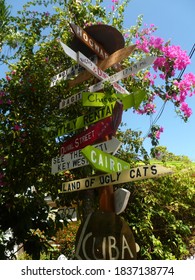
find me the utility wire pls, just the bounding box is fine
[177,43,195,80]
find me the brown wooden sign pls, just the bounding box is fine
[67,45,136,89]
[75,211,137,260]
[70,23,109,60]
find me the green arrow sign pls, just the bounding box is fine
[82,90,146,110]
[58,102,115,136]
[81,145,130,173]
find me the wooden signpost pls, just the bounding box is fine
[61,165,173,193]
[81,145,130,173]
[51,137,122,174]
[70,23,110,60]
[50,23,172,260]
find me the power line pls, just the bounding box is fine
[177,43,195,80]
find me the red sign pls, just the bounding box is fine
[60,101,123,155]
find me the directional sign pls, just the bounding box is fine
[89,56,157,93]
[81,145,130,173]
[77,51,129,94]
[75,211,137,260]
[61,165,173,193]
[60,101,122,155]
[59,54,152,109]
[60,41,129,95]
[82,90,146,110]
[70,23,109,60]
[67,44,136,89]
[51,137,122,174]
[50,56,97,87]
[82,92,120,107]
[57,102,115,136]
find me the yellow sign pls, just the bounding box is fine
[61,165,173,193]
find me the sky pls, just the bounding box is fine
[1,0,195,160]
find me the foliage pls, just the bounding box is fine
[122,168,195,259]
[55,221,80,259]
[0,0,195,259]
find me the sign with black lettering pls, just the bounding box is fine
[75,211,137,260]
[51,137,121,174]
[61,165,173,193]
[57,102,115,136]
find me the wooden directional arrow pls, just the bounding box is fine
[89,56,157,93]
[60,41,129,95]
[77,51,129,94]
[50,56,97,87]
[60,101,123,155]
[51,137,122,174]
[70,23,110,60]
[67,44,136,89]
[61,165,173,193]
[57,102,115,136]
[81,145,130,173]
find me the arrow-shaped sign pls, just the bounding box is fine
[77,51,129,94]
[50,56,97,87]
[61,165,173,193]
[70,23,110,60]
[88,55,157,93]
[67,44,136,89]
[60,41,129,95]
[59,54,155,110]
[81,145,130,173]
[60,101,123,155]
[58,102,115,136]
[51,137,122,174]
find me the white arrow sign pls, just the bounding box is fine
[77,51,129,94]
[60,41,129,95]
[89,55,157,93]
[50,56,98,87]
[51,137,121,174]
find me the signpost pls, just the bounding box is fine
[81,145,130,173]
[75,211,137,260]
[61,165,173,193]
[51,137,122,174]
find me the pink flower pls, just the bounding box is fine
[13,124,20,131]
[180,102,192,118]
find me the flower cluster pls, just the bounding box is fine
[133,24,195,141]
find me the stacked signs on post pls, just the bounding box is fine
[50,23,173,260]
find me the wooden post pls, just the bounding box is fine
[98,135,115,212]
